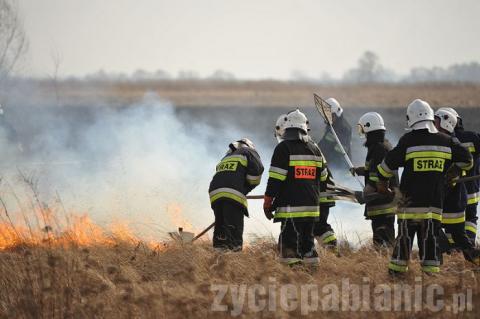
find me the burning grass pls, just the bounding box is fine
[0,178,479,317]
[0,220,479,318]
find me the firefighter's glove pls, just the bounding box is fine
[446,165,462,186]
[376,180,394,198]
[350,166,365,176]
[263,196,274,220]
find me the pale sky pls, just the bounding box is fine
[17,0,480,79]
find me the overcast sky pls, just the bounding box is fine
[17,0,480,79]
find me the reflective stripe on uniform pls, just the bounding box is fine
[209,187,248,207]
[269,166,288,181]
[366,203,396,217]
[319,197,336,203]
[397,207,442,221]
[466,221,478,234]
[445,233,455,244]
[246,174,261,185]
[442,211,466,224]
[388,259,408,272]
[461,142,476,153]
[422,265,440,273]
[320,168,328,182]
[316,231,336,244]
[289,155,324,167]
[377,160,394,178]
[221,155,248,167]
[405,145,452,161]
[369,172,379,182]
[275,206,320,219]
[467,192,480,205]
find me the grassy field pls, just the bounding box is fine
[28,79,480,108]
[0,227,479,318]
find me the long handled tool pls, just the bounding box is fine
[191,222,215,242]
[313,93,364,188]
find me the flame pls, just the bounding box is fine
[0,212,168,251]
[166,202,195,232]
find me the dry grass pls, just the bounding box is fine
[0,230,479,318]
[32,79,480,108]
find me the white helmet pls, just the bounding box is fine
[406,99,434,128]
[228,138,255,153]
[438,107,459,119]
[326,97,343,117]
[357,112,386,137]
[274,114,287,143]
[434,109,457,134]
[284,109,309,133]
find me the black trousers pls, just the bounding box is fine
[465,204,478,244]
[212,200,245,251]
[442,222,480,262]
[313,207,337,247]
[371,215,395,248]
[279,219,318,264]
[389,219,441,273]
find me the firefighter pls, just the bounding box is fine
[274,113,337,250]
[318,98,352,171]
[377,99,473,275]
[440,107,480,246]
[208,138,264,251]
[353,112,396,248]
[264,109,326,265]
[434,109,480,263]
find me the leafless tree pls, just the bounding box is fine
[0,0,28,79]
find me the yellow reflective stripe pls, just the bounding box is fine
[320,197,335,203]
[422,266,440,273]
[468,197,480,205]
[377,164,393,178]
[210,192,247,207]
[441,216,466,224]
[405,151,452,161]
[269,171,287,181]
[468,146,475,153]
[221,157,247,167]
[367,207,396,216]
[274,211,319,218]
[397,213,442,221]
[288,160,323,167]
[323,234,337,244]
[247,179,261,185]
[369,176,380,182]
[388,262,408,272]
[466,225,477,234]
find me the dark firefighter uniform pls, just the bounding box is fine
[361,134,397,247]
[209,141,264,251]
[378,130,473,274]
[318,116,352,171]
[441,167,480,262]
[266,129,327,265]
[314,166,337,249]
[455,126,480,244]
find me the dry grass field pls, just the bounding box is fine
[0,214,479,318]
[30,79,480,108]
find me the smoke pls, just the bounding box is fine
[0,89,277,240]
[1,85,419,244]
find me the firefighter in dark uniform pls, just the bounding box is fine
[377,99,473,275]
[318,98,352,171]
[353,112,396,248]
[275,113,337,250]
[264,109,327,265]
[209,138,264,251]
[433,109,480,263]
[441,107,480,246]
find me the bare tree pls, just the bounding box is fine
[0,0,28,78]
